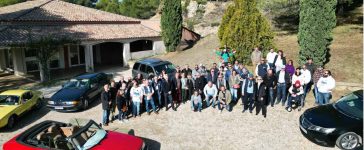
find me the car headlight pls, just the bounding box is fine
[308,125,335,134]
[64,101,79,105]
[48,101,55,105]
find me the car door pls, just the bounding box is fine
[139,64,148,78]
[87,78,99,99]
[132,63,141,77]
[146,65,155,77]
[16,93,30,115]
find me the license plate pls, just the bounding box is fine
[54,106,63,110]
[300,125,307,134]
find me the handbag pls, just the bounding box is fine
[233,84,240,89]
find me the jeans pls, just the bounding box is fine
[302,82,312,107]
[287,95,302,108]
[182,89,187,103]
[132,101,140,116]
[192,100,202,111]
[155,91,162,108]
[230,88,238,102]
[318,92,331,105]
[145,98,156,113]
[314,85,319,104]
[164,93,175,110]
[276,83,287,106]
[268,88,274,106]
[243,93,254,111]
[205,94,216,107]
[118,111,125,120]
[217,100,230,111]
[102,109,110,124]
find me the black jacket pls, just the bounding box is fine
[162,79,174,94]
[186,78,194,90]
[195,77,207,91]
[275,71,291,85]
[182,68,192,77]
[101,90,110,110]
[206,73,218,84]
[255,83,268,105]
[263,74,277,88]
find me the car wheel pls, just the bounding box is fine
[336,132,361,150]
[35,98,43,109]
[7,115,16,129]
[82,98,89,110]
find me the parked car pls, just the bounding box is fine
[48,72,111,112]
[132,58,176,78]
[299,90,363,150]
[0,90,43,129]
[2,119,146,150]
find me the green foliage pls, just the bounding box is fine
[161,0,183,52]
[119,0,160,19]
[0,0,25,7]
[64,0,97,7]
[298,0,337,66]
[218,0,275,64]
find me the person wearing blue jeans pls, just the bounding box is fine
[263,69,277,107]
[142,80,159,115]
[130,81,142,117]
[203,81,218,108]
[301,65,312,108]
[191,90,202,112]
[228,70,240,102]
[101,84,110,126]
[275,67,290,106]
[152,76,163,109]
[317,70,335,105]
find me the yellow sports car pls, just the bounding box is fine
[0,90,43,129]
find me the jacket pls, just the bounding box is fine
[162,79,174,94]
[317,76,335,93]
[255,63,269,77]
[216,78,226,89]
[276,71,291,85]
[255,82,268,105]
[241,78,256,95]
[263,74,277,88]
[229,75,240,88]
[101,90,110,110]
[301,69,312,85]
[251,50,262,64]
[207,73,218,84]
[195,77,207,91]
[218,90,232,104]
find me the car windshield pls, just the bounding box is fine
[70,120,106,150]
[64,79,90,89]
[0,95,19,105]
[154,63,176,74]
[334,93,363,119]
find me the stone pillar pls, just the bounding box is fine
[84,45,94,72]
[12,48,26,76]
[123,42,130,67]
[0,49,6,72]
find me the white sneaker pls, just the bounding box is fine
[118,120,124,124]
[123,119,129,122]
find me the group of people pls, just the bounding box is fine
[99,47,336,126]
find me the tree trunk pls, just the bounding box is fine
[39,61,50,82]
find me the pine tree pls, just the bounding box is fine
[218,0,275,64]
[161,0,183,52]
[298,0,337,66]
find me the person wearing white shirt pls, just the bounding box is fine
[317,70,336,105]
[300,64,312,107]
[130,81,143,117]
[292,68,304,86]
[203,81,218,108]
[266,48,277,69]
[142,79,158,115]
[274,50,286,73]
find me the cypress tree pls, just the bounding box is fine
[218,0,275,64]
[298,0,337,66]
[161,0,183,52]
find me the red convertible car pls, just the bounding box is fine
[3,120,146,150]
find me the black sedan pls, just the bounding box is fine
[47,72,111,112]
[299,90,363,150]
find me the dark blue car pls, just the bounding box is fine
[47,73,111,112]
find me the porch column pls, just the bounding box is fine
[0,49,6,72]
[122,42,130,67]
[84,44,94,72]
[12,48,26,76]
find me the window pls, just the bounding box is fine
[24,48,60,72]
[50,59,59,68]
[146,66,154,75]
[130,40,153,52]
[24,49,37,57]
[69,45,85,66]
[139,64,146,73]
[133,63,140,70]
[26,60,39,72]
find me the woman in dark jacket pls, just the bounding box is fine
[116,83,128,123]
[255,76,268,118]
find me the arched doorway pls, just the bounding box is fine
[93,42,123,70]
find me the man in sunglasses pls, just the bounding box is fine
[317,70,336,105]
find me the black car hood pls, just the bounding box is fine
[51,88,87,102]
[304,104,361,128]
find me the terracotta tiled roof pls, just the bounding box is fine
[0,0,139,22]
[141,20,161,32]
[0,0,161,46]
[0,24,160,45]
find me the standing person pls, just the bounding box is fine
[313,66,325,104]
[172,73,182,104]
[317,70,335,105]
[175,66,182,74]
[142,79,158,115]
[135,73,144,85]
[286,81,304,112]
[300,64,312,108]
[216,74,227,90]
[263,69,277,107]
[101,84,110,126]
[241,73,255,113]
[255,58,270,78]
[275,67,291,106]
[255,76,268,118]
[116,83,128,123]
[191,90,202,112]
[181,73,188,103]
[285,60,295,77]
[212,63,219,74]
[217,85,232,113]
[305,58,316,79]
[207,68,218,84]
[152,76,163,109]
[186,74,195,102]
[203,81,218,108]
[130,81,143,118]
[240,67,250,79]
[182,64,192,78]
[195,73,207,96]
[198,64,208,77]
[192,65,199,80]
[266,48,277,69]
[229,70,240,102]
[225,66,233,86]
[162,75,176,111]
[116,76,127,90]
[251,47,262,68]
[273,50,286,73]
[215,45,235,66]
[109,81,118,123]
[292,68,304,86]
[233,60,240,71]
